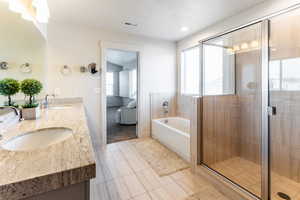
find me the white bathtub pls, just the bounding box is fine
[152,117,190,162]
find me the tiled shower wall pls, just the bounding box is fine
[150,93,196,121]
[176,95,195,120]
[150,93,177,120]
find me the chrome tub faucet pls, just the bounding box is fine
[162,101,169,115]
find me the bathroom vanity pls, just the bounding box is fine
[0,103,96,200]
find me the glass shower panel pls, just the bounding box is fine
[269,9,300,200]
[202,23,262,198]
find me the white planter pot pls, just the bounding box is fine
[22,106,41,120]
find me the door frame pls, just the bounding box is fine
[99,41,142,146]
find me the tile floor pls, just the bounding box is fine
[209,157,300,200]
[90,138,230,200]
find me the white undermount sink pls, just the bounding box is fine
[1,127,73,151]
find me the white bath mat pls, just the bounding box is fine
[130,138,189,176]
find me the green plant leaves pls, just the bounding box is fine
[0,78,20,96]
[0,78,43,107]
[20,79,43,96]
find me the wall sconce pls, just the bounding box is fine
[251,40,259,48]
[0,62,8,70]
[241,43,249,50]
[60,65,72,76]
[88,63,98,74]
[20,63,32,73]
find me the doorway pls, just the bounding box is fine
[105,49,138,144]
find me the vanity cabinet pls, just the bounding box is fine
[24,181,90,200]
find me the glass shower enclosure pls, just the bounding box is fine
[200,7,300,200]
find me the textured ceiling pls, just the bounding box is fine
[49,0,266,41]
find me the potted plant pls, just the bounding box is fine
[20,79,43,120]
[0,78,20,106]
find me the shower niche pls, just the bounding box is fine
[199,8,300,200]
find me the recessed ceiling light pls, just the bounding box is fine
[181,26,189,32]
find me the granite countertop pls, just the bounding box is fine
[0,103,96,200]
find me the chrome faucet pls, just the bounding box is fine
[0,106,23,121]
[0,106,23,140]
[43,94,55,108]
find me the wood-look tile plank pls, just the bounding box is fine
[126,156,151,172]
[149,187,174,200]
[136,169,162,191]
[92,138,258,200]
[163,181,189,200]
[90,182,111,200]
[93,164,106,184]
[123,174,146,198]
[172,173,210,196]
[107,178,131,200]
[131,192,152,200]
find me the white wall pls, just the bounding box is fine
[176,0,300,120]
[46,22,176,146]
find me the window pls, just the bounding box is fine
[269,60,281,90]
[270,58,300,91]
[106,72,114,96]
[203,44,235,95]
[203,45,224,95]
[282,58,300,90]
[181,47,200,95]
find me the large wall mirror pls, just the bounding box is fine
[0,0,46,106]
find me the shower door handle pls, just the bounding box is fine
[267,106,276,116]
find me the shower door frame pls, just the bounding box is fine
[198,20,269,200]
[197,4,300,200]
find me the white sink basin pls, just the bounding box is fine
[1,127,73,151]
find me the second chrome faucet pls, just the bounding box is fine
[43,94,55,108]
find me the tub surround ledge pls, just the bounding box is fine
[0,102,96,200]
